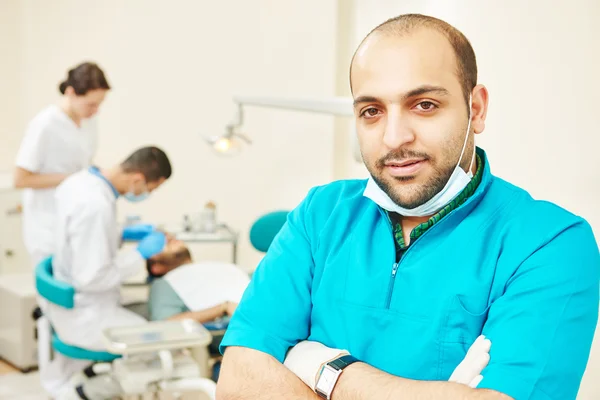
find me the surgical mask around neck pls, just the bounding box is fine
[364,96,476,217]
[124,181,150,203]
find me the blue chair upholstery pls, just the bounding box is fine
[52,334,120,362]
[249,211,289,253]
[36,257,75,309]
[35,257,120,361]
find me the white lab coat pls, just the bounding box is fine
[16,105,98,266]
[164,262,250,311]
[47,169,146,351]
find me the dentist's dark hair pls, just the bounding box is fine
[121,146,172,183]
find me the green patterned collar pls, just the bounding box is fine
[388,153,484,250]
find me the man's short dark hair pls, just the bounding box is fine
[121,146,172,183]
[351,14,478,105]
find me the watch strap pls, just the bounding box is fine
[328,354,359,371]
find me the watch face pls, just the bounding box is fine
[316,366,339,395]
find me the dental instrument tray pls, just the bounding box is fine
[103,319,212,355]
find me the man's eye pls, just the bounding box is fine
[361,108,380,118]
[415,101,437,111]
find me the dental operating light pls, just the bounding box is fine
[206,95,354,156]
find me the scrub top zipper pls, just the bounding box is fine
[381,210,401,309]
[385,262,400,308]
[380,207,461,309]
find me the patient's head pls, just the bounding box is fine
[146,238,192,278]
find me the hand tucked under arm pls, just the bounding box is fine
[283,340,350,391]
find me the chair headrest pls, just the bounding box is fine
[35,257,75,309]
[249,210,289,253]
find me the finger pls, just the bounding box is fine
[463,352,490,380]
[465,335,484,355]
[481,338,491,352]
[450,336,491,384]
[469,375,483,388]
[467,335,490,355]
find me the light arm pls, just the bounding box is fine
[217,347,319,400]
[13,167,69,189]
[333,363,511,400]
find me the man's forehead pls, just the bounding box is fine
[351,29,461,98]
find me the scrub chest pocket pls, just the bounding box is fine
[324,227,491,380]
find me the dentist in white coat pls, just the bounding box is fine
[46,146,173,400]
[14,62,110,267]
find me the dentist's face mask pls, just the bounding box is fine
[364,96,476,217]
[124,179,150,203]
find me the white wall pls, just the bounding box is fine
[9,0,338,270]
[346,1,600,398]
[0,0,23,171]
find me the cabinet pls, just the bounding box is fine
[0,172,29,274]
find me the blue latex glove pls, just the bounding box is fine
[137,231,166,259]
[122,224,155,241]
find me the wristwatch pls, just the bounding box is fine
[315,354,359,399]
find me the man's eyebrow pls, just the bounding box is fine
[402,85,450,101]
[353,96,380,107]
[353,85,450,107]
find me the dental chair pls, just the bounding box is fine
[205,210,290,380]
[34,257,217,399]
[249,210,289,253]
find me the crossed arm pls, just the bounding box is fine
[217,347,511,400]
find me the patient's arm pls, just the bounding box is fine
[217,346,319,400]
[168,303,227,323]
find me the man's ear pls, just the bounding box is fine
[470,84,489,135]
[150,263,169,276]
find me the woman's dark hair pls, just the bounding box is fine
[58,62,110,95]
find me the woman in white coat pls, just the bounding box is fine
[14,62,110,266]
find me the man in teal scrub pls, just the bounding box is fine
[216,14,600,400]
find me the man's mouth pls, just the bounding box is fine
[384,159,427,177]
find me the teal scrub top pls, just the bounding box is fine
[220,149,600,400]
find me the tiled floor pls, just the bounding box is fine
[0,360,45,399]
[0,371,46,399]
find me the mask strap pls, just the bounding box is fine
[456,95,473,172]
[467,138,476,174]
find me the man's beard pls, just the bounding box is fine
[371,154,455,209]
[366,131,471,210]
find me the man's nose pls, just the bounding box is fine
[383,107,415,149]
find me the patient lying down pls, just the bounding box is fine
[146,238,251,323]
